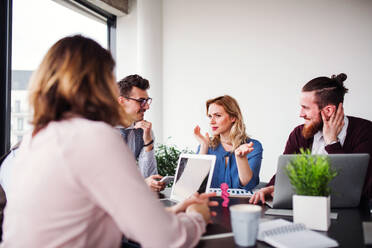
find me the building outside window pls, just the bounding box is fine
[17,117,23,131]
[14,100,20,113]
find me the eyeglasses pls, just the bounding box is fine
[125,97,152,108]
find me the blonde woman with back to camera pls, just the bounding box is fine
[0,35,217,248]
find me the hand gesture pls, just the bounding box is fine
[193,125,209,147]
[144,175,165,192]
[135,120,153,145]
[235,142,254,158]
[321,103,345,145]
[249,186,274,204]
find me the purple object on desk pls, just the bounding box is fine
[220,183,230,207]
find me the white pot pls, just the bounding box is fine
[293,195,330,231]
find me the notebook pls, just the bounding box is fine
[258,219,339,248]
[266,154,369,209]
[160,153,216,207]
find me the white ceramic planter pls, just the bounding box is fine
[293,195,330,231]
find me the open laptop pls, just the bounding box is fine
[266,154,369,209]
[160,153,216,207]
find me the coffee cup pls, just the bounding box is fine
[230,204,261,246]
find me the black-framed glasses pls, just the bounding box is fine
[125,97,152,108]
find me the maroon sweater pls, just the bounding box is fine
[267,116,372,199]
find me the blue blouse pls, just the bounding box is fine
[197,138,263,191]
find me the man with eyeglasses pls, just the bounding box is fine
[117,74,165,192]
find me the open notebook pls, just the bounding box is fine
[258,219,338,248]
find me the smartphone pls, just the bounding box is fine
[160,176,175,185]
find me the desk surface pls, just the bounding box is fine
[196,197,372,248]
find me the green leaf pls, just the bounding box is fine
[155,139,194,177]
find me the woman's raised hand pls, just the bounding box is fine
[235,142,254,157]
[193,125,210,148]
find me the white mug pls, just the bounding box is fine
[230,204,262,246]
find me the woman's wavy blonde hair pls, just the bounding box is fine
[29,35,128,135]
[206,95,248,151]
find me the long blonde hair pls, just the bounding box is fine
[206,95,248,151]
[29,35,128,135]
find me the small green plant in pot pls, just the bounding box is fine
[286,149,337,231]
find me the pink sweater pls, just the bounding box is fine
[1,118,205,248]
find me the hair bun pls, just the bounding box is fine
[331,73,347,84]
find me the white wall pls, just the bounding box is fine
[117,0,372,182]
[116,0,164,140]
[116,0,138,78]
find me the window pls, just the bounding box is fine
[14,100,20,113]
[9,0,114,147]
[17,117,23,131]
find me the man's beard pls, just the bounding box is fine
[302,117,323,139]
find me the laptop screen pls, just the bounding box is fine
[170,154,216,202]
[272,153,369,209]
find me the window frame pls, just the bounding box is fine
[0,0,116,157]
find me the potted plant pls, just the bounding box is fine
[286,149,337,231]
[155,139,194,178]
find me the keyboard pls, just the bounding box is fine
[160,198,178,207]
[208,188,253,197]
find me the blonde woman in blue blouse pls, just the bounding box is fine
[194,95,263,191]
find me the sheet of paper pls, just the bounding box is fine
[363,222,372,244]
[200,232,234,240]
[265,209,338,219]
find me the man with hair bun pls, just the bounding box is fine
[250,73,372,204]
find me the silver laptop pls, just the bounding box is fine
[160,153,216,207]
[267,154,369,209]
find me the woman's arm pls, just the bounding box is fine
[235,140,263,189]
[71,124,208,248]
[235,142,254,186]
[194,126,209,154]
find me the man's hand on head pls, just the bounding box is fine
[322,103,345,145]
